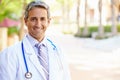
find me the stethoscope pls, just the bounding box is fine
[21,38,57,79]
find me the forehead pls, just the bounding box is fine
[28,7,47,18]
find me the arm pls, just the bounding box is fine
[60,52,71,80]
[0,47,18,80]
[57,46,71,80]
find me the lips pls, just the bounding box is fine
[34,26,41,29]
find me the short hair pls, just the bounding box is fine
[24,1,50,19]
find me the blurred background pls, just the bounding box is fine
[0,0,120,80]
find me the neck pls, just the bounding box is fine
[29,33,45,42]
[37,36,44,42]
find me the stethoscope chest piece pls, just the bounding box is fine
[25,72,32,79]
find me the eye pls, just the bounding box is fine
[30,17,37,22]
[40,17,46,21]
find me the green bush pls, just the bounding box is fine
[8,26,19,36]
[75,24,120,38]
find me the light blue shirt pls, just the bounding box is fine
[26,34,47,55]
[26,34,49,64]
[0,34,71,80]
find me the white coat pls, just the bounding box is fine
[0,36,71,80]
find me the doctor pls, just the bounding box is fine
[0,1,71,80]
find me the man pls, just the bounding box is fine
[0,1,71,80]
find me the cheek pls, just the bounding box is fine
[26,22,33,30]
[41,21,47,25]
[44,22,49,28]
[27,21,35,27]
[41,22,48,28]
[45,20,50,26]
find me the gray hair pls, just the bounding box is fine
[24,1,50,19]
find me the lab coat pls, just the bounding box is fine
[0,35,71,80]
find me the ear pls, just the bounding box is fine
[24,18,27,25]
[48,18,51,24]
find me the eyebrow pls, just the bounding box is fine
[29,16,47,20]
[30,16,46,18]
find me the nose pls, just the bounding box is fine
[36,19,42,26]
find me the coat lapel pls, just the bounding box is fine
[47,42,62,80]
[22,36,46,80]
[47,44,57,80]
[29,54,46,80]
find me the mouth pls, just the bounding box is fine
[34,26,41,29]
[32,26,40,32]
[33,26,45,32]
[33,24,45,31]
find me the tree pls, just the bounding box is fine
[111,0,118,36]
[75,0,81,36]
[19,0,27,40]
[0,0,23,21]
[0,0,33,39]
[82,0,89,36]
[97,0,104,38]
[56,0,74,33]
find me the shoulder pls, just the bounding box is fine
[0,42,22,75]
[46,37,62,53]
[46,37,60,48]
[0,42,21,61]
[1,41,21,52]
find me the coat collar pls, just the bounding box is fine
[22,35,34,55]
[26,34,47,48]
[22,35,64,80]
[22,36,47,80]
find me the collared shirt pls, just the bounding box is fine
[26,34,49,80]
[26,34,48,57]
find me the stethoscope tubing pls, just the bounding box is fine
[21,38,63,79]
[21,39,56,74]
[21,42,29,73]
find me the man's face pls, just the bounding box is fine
[25,7,50,41]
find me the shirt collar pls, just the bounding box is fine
[26,34,47,47]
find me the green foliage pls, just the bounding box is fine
[0,0,33,21]
[117,25,120,32]
[0,0,33,35]
[74,24,120,38]
[57,0,65,4]
[88,26,98,32]
[95,35,108,39]
[0,0,21,21]
[8,26,19,35]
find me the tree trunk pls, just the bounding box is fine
[19,0,27,40]
[82,0,89,36]
[111,0,117,36]
[0,27,8,51]
[98,0,104,38]
[76,0,81,35]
